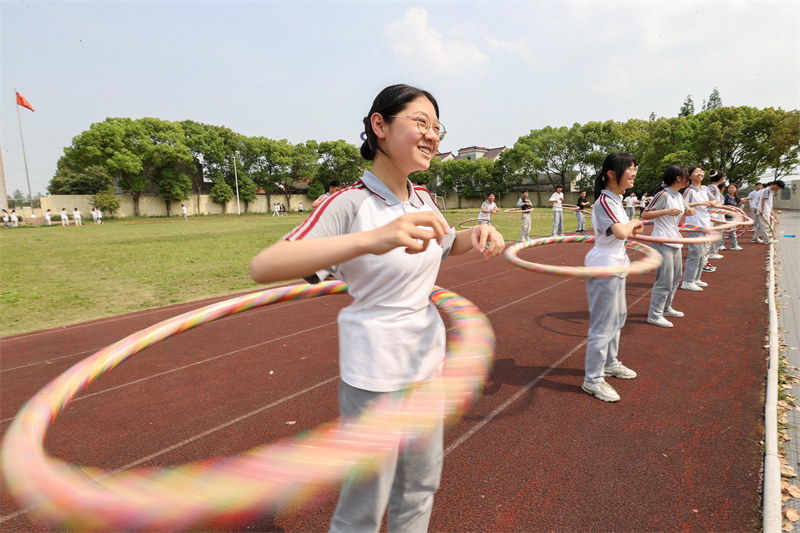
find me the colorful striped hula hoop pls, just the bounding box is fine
[709,207,754,234]
[0,281,495,531]
[504,234,662,277]
[458,218,484,228]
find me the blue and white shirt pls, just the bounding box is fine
[644,188,689,249]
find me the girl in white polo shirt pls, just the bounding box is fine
[642,165,695,328]
[681,166,714,291]
[581,152,643,403]
[250,84,505,533]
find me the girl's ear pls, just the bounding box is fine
[606,170,616,184]
[370,113,387,141]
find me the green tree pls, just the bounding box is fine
[679,95,695,117]
[702,87,723,112]
[315,140,362,192]
[61,117,151,215]
[761,108,800,180]
[140,118,195,216]
[48,162,113,195]
[91,186,120,216]
[209,181,234,213]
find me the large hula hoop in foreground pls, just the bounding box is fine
[0,281,495,532]
[504,234,662,277]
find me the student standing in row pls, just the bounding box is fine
[575,190,590,234]
[642,165,695,328]
[581,152,642,403]
[722,183,743,250]
[60,208,69,226]
[549,184,564,236]
[250,84,505,532]
[744,182,763,240]
[681,167,713,292]
[478,192,498,225]
[752,180,786,244]
[516,190,532,240]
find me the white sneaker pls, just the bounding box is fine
[719,245,726,250]
[582,381,620,402]
[730,245,743,250]
[709,253,724,259]
[604,362,637,379]
[663,308,685,318]
[647,316,674,328]
[558,233,565,237]
[681,281,703,292]
[695,280,708,287]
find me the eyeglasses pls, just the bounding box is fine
[389,113,446,141]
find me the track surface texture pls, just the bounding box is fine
[1,235,770,532]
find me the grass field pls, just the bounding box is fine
[0,208,584,337]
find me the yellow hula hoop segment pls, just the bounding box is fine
[0,281,495,531]
[504,234,663,278]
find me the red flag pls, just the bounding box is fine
[16,91,34,112]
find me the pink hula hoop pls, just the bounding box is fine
[0,281,495,531]
[504,234,662,278]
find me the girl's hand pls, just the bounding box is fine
[666,208,682,217]
[686,207,696,216]
[369,212,450,255]
[630,219,645,235]
[470,224,506,259]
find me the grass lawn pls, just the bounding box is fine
[0,208,586,337]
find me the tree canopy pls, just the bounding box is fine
[50,101,799,208]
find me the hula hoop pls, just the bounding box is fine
[504,208,534,214]
[504,234,662,277]
[0,281,495,531]
[560,204,580,211]
[458,218,484,228]
[633,220,723,244]
[709,207,754,236]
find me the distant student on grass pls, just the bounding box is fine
[516,190,532,240]
[181,204,188,221]
[549,184,564,236]
[478,192,498,225]
[61,208,69,226]
[575,190,590,234]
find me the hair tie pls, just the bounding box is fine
[360,131,374,152]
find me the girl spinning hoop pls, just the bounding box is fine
[640,165,696,328]
[250,84,505,533]
[581,152,643,403]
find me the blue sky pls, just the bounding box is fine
[2,1,798,197]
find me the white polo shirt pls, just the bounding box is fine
[644,188,689,249]
[284,170,456,392]
[707,184,724,221]
[759,187,775,218]
[683,185,711,227]
[549,191,564,211]
[586,190,630,278]
[748,189,762,212]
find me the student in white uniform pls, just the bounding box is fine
[581,152,643,403]
[745,183,764,240]
[249,84,505,533]
[681,167,714,291]
[73,208,82,226]
[706,170,726,258]
[60,208,69,226]
[753,180,786,243]
[642,165,695,328]
[478,192,498,225]
[45,209,52,225]
[516,190,533,240]
[549,184,564,236]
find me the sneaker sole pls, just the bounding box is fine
[604,371,637,379]
[581,384,620,402]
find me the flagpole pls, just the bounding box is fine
[15,94,33,207]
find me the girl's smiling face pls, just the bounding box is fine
[379,96,441,176]
[619,163,637,190]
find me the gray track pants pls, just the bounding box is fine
[329,380,443,533]
[585,276,626,384]
[648,244,682,320]
[683,233,707,283]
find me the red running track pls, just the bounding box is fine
[0,240,769,532]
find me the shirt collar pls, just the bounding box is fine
[601,189,622,202]
[360,170,423,208]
